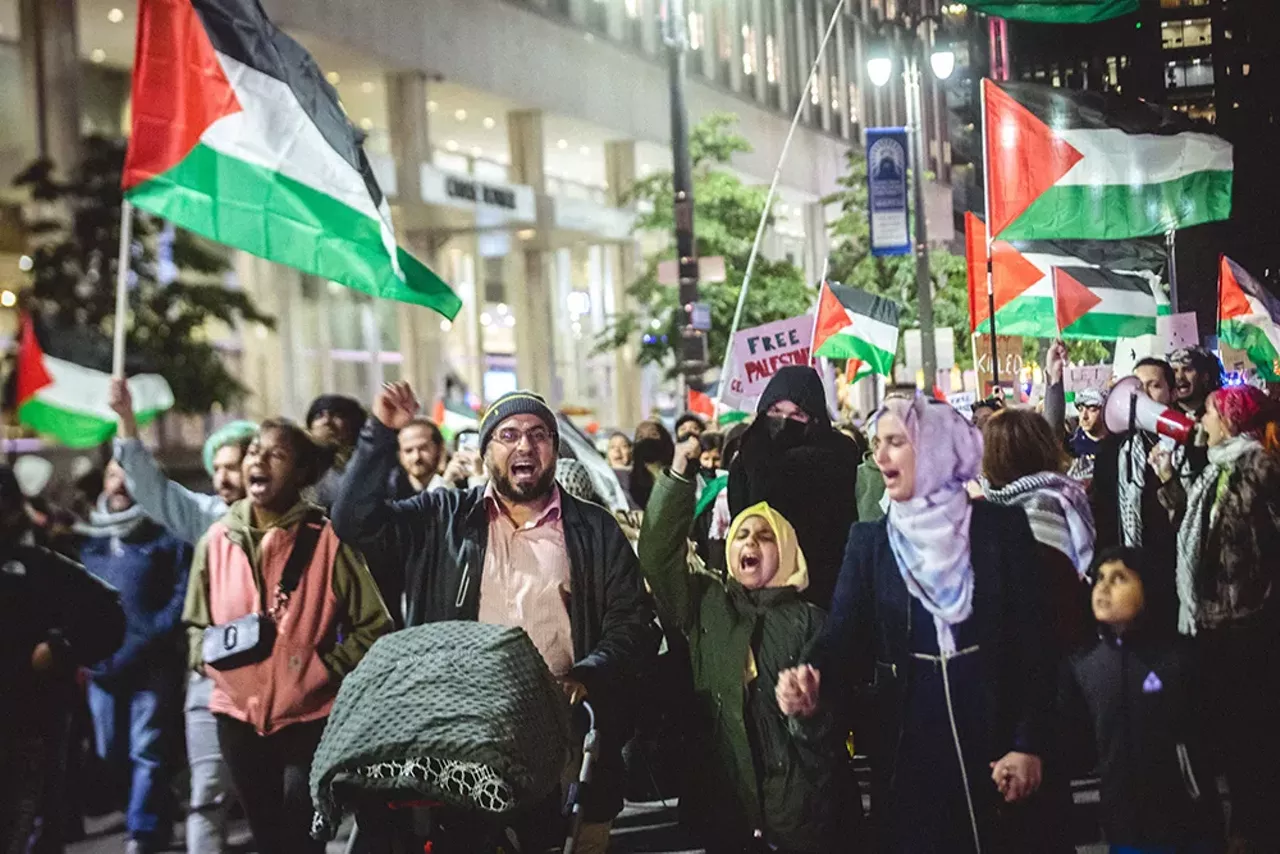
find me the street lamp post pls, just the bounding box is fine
[868,19,954,391]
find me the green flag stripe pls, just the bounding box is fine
[999,170,1233,241]
[815,334,896,376]
[977,296,1158,340]
[1220,319,1280,381]
[127,143,462,318]
[968,0,1136,23]
[18,399,167,449]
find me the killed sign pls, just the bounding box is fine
[724,314,814,408]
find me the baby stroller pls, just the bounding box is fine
[310,621,599,854]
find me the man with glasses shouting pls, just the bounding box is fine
[331,383,657,852]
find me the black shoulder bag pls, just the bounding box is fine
[202,510,325,671]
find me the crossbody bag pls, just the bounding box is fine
[202,509,325,671]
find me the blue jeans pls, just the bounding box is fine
[87,673,176,847]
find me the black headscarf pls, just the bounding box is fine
[729,367,860,607]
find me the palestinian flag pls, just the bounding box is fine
[984,80,1232,241]
[813,282,901,380]
[967,0,1136,24]
[966,212,1167,340]
[431,399,480,442]
[1218,256,1280,382]
[13,313,174,448]
[122,0,461,318]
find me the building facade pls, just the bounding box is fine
[3,0,964,429]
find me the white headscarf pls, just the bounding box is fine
[875,396,984,655]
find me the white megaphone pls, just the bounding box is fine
[1104,375,1195,444]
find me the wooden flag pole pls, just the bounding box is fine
[112,200,133,379]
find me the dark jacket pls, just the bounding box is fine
[1159,447,1280,630]
[729,423,860,609]
[810,502,1054,797]
[1058,630,1220,848]
[639,470,847,852]
[1,542,125,730]
[79,520,191,687]
[331,418,659,821]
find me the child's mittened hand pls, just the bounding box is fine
[776,665,821,718]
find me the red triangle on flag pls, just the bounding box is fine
[813,282,850,353]
[965,212,988,332]
[15,312,53,407]
[1052,268,1103,331]
[992,240,1045,310]
[1218,255,1253,321]
[984,79,1084,237]
[122,0,243,190]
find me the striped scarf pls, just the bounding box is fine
[985,472,1096,579]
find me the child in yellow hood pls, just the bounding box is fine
[637,436,858,853]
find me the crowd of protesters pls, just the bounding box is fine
[2,342,1279,854]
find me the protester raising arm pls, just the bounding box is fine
[108,378,243,545]
[329,382,440,579]
[636,436,704,632]
[1042,339,1068,437]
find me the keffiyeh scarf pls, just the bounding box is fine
[1175,435,1259,636]
[984,472,1096,579]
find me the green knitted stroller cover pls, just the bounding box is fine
[310,621,572,839]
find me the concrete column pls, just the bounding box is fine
[795,0,813,125]
[751,0,769,103]
[772,0,790,109]
[817,1,834,133]
[835,11,851,139]
[726,0,743,94]
[604,140,643,430]
[804,202,830,283]
[508,110,556,398]
[386,70,430,204]
[19,0,81,175]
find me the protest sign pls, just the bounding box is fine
[723,314,814,408]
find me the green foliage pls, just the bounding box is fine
[824,147,973,368]
[593,114,814,376]
[13,136,274,412]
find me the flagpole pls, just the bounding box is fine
[112,200,133,379]
[1166,229,1180,316]
[808,256,831,367]
[980,78,1000,395]
[713,0,847,412]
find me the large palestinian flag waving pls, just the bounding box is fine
[122,0,461,318]
[966,212,1167,340]
[1218,256,1280,382]
[984,80,1232,241]
[813,282,901,380]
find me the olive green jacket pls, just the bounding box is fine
[638,470,844,852]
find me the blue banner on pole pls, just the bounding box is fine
[866,127,911,257]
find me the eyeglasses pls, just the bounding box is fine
[494,426,553,447]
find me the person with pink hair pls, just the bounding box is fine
[1151,383,1280,851]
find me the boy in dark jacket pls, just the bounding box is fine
[638,436,852,853]
[1058,546,1222,853]
[1,464,125,854]
[79,462,192,854]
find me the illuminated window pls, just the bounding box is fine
[689,11,704,50]
[1243,63,1251,76]
[831,74,839,113]
[1166,57,1215,88]
[1162,18,1212,49]
[765,34,779,83]
[1107,56,1119,86]
[742,25,758,75]
[810,72,822,106]
[849,82,859,125]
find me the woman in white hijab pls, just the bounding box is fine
[777,395,1055,854]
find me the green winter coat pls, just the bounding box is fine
[855,455,886,523]
[639,470,846,852]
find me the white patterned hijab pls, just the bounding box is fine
[875,396,984,654]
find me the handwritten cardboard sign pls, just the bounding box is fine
[724,314,814,407]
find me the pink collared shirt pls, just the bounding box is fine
[477,483,575,677]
